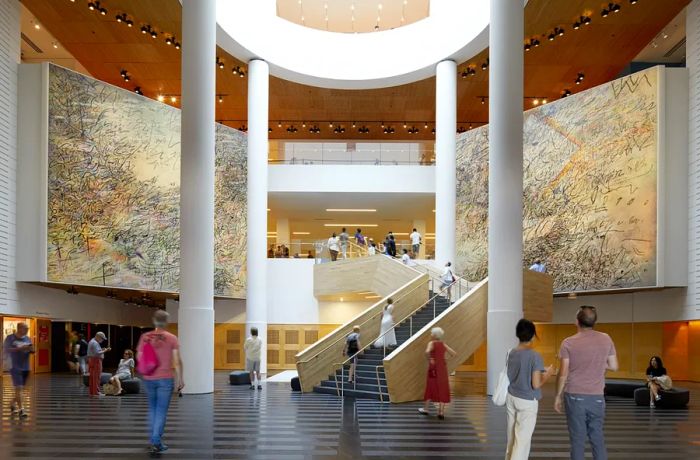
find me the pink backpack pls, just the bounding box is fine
[137,340,159,376]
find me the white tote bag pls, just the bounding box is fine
[491,349,511,406]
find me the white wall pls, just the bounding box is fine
[268,164,435,193]
[0,0,19,311]
[319,300,372,324]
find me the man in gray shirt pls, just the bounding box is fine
[339,228,349,259]
[87,331,110,396]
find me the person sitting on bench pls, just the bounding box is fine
[646,356,672,408]
[109,349,135,396]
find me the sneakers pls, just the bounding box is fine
[650,401,655,408]
[418,408,429,416]
[18,409,28,418]
[148,444,168,453]
[257,385,262,390]
[655,394,661,401]
[249,385,255,390]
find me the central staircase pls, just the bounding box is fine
[313,290,452,400]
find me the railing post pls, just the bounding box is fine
[410,316,413,336]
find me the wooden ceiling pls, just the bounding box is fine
[23,0,690,140]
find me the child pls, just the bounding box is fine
[244,327,263,390]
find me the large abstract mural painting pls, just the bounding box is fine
[456,67,658,292]
[47,65,247,297]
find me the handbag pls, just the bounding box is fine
[491,349,512,406]
[136,341,159,376]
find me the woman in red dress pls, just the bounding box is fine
[419,327,456,419]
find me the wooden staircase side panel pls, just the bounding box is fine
[523,270,554,322]
[383,279,488,403]
[370,257,425,297]
[296,273,429,392]
[313,257,381,297]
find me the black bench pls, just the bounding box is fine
[229,371,251,385]
[82,372,141,394]
[604,379,647,398]
[634,387,690,408]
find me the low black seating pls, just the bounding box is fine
[229,370,251,385]
[604,379,646,398]
[291,376,301,392]
[634,387,690,408]
[121,378,141,394]
[82,372,111,387]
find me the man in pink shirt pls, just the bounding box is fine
[137,310,184,454]
[554,306,618,460]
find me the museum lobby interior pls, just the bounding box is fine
[3,0,700,458]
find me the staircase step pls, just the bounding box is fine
[336,369,385,379]
[318,380,388,394]
[313,385,386,400]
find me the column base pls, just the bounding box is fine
[178,306,214,394]
[486,309,521,395]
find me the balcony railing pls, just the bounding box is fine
[268,141,435,166]
[268,239,435,261]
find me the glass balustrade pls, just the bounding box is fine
[267,238,436,262]
[268,141,435,165]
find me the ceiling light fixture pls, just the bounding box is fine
[323,224,379,227]
[407,126,419,134]
[457,126,467,134]
[358,125,370,134]
[575,72,585,84]
[561,89,572,98]
[481,58,489,70]
[170,96,177,103]
[165,36,173,46]
[218,95,224,103]
[157,95,165,102]
[174,42,181,50]
[383,126,395,134]
[292,232,310,235]
[287,125,298,133]
[134,87,143,95]
[333,125,346,134]
[309,125,321,134]
[424,122,428,129]
[480,96,486,104]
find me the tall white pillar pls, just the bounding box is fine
[178,0,216,394]
[487,0,524,394]
[435,60,457,269]
[686,1,700,323]
[247,59,269,373]
[276,217,290,246]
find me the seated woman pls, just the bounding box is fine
[646,355,672,408]
[109,349,135,395]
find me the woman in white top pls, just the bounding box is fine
[109,349,135,395]
[441,261,455,301]
[373,299,397,349]
[368,243,377,256]
[327,233,340,261]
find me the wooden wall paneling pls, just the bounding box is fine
[665,321,691,381]
[214,323,245,370]
[523,271,554,322]
[633,322,664,379]
[595,323,634,378]
[688,321,700,382]
[296,274,429,392]
[457,341,487,372]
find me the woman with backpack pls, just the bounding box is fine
[136,310,183,454]
[343,326,361,383]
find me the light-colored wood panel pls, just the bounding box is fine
[523,270,554,322]
[214,323,245,370]
[313,256,420,298]
[688,321,700,382]
[296,272,429,392]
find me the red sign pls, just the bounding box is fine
[38,325,49,343]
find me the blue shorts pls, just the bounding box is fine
[10,369,30,387]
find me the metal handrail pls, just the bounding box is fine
[330,277,464,396]
[376,365,385,403]
[296,272,437,365]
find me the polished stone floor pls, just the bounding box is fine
[1,371,699,459]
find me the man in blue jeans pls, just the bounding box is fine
[137,310,184,453]
[554,306,618,460]
[3,322,34,418]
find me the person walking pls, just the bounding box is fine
[328,232,340,261]
[388,234,397,257]
[354,228,365,246]
[137,309,183,454]
[3,322,34,418]
[244,327,263,390]
[401,248,411,265]
[505,319,555,460]
[441,261,456,301]
[419,327,455,419]
[343,326,361,383]
[87,331,110,396]
[529,259,546,273]
[339,228,350,259]
[74,333,89,376]
[554,306,618,460]
[373,299,397,349]
[410,228,422,257]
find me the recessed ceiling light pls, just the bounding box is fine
[325,209,377,212]
[292,232,311,235]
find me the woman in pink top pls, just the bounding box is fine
[137,310,184,454]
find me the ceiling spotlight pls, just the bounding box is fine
[88,2,96,10]
[165,37,173,45]
[524,43,531,52]
[134,87,142,95]
[278,122,283,128]
[382,126,395,134]
[286,125,298,133]
[268,127,273,133]
[457,126,467,134]
[575,72,585,84]
[157,95,165,102]
[174,42,181,49]
[52,41,59,49]
[431,128,436,135]
[123,75,130,82]
[333,125,346,134]
[533,38,540,47]
[480,96,486,104]
[302,121,306,127]
[548,32,555,41]
[424,122,428,129]
[216,57,224,69]
[583,16,592,25]
[561,89,572,98]
[407,126,419,134]
[141,25,149,34]
[309,125,321,134]
[612,3,621,12]
[601,8,609,17]
[481,59,489,70]
[126,19,133,27]
[329,122,334,127]
[662,32,669,39]
[352,122,356,128]
[556,27,565,37]
[403,122,407,128]
[358,126,370,134]
[218,95,224,103]
[116,13,124,23]
[573,21,581,30]
[239,125,248,132]
[532,98,540,106]
[542,98,548,104]
[120,69,127,77]
[630,0,638,4]
[380,122,385,128]
[170,96,177,103]
[151,30,158,39]
[99,7,107,15]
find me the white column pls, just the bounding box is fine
[276,217,290,246]
[686,1,700,317]
[247,59,269,373]
[178,0,216,394]
[487,0,524,394]
[435,60,457,269]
